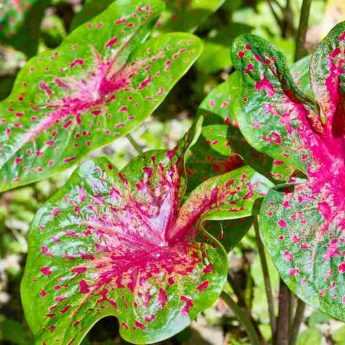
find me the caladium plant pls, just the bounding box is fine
[0,0,203,192]
[71,0,225,35]
[21,118,271,344]
[232,21,345,321]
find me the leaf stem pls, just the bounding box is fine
[221,291,263,345]
[294,0,312,61]
[275,280,290,345]
[254,217,276,336]
[126,133,143,154]
[266,0,282,28]
[289,299,306,345]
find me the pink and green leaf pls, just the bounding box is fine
[21,117,273,343]
[0,0,203,192]
[231,34,321,173]
[21,152,226,344]
[310,21,345,137]
[234,22,345,321]
[186,72,290,191]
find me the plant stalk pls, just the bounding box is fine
[254,218,276,337]
[127,133,143,154]
[289,299,306,345]
[294,0,312,60]
[221,291,263,345]
[275,280,290,345]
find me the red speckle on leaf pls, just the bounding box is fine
[338,262,345,273]
[71,266,87,275]
[255,78,275,97]
[105,37,118,48]
[158,288,168,308]
[60,305,71,314]
[40,289,48,297]
[79,280,90,294]
[139,76,152,89]
[70,59,84,68]
[135,320,145,329]
[180,295,193,315]
[278,219,287,228]
[197,281,209,291]
[39,81,52,97]
[282,251,293,262]
[288,268,299,276]
[15,157,22,164]
[40,266,53,276]
[203,264,213,273]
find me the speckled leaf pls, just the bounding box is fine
[291,56,313,99]
[0,0,203,192]
[310,21,345,136]
[244,22,345,321]
[186,72,290,192]
[232,34,321,174]
[159,0,226,32]
[21,151,226,343]
[183,77,273,251]
[0,0,50,56]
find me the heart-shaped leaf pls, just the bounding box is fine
[232,34,320,174]
[21,117,273,344]
[232,22,345,321]
[0,0,203,192]
[71,0,225,33]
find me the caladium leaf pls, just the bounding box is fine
[183,76,273,251]
[71,0,225,33]
[233,22,345,321]
[21,122,272,345]
[186,72,289,192]
[232,34,321,174]
[0,0,203,192]
[290,55,313,99]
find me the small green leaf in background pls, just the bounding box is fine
[70,0,114,31]
[0,318,33,345]
[0,0,51,57]
[0,0,203,192]
[159,0,226,33]
[297,328,322,345]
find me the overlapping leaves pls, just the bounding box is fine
[232,22,345,321]
[0,0,203,192]
[21,118,270,344]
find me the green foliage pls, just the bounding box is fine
[0,0,202,192]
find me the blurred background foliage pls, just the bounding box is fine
[1,0,345,344]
